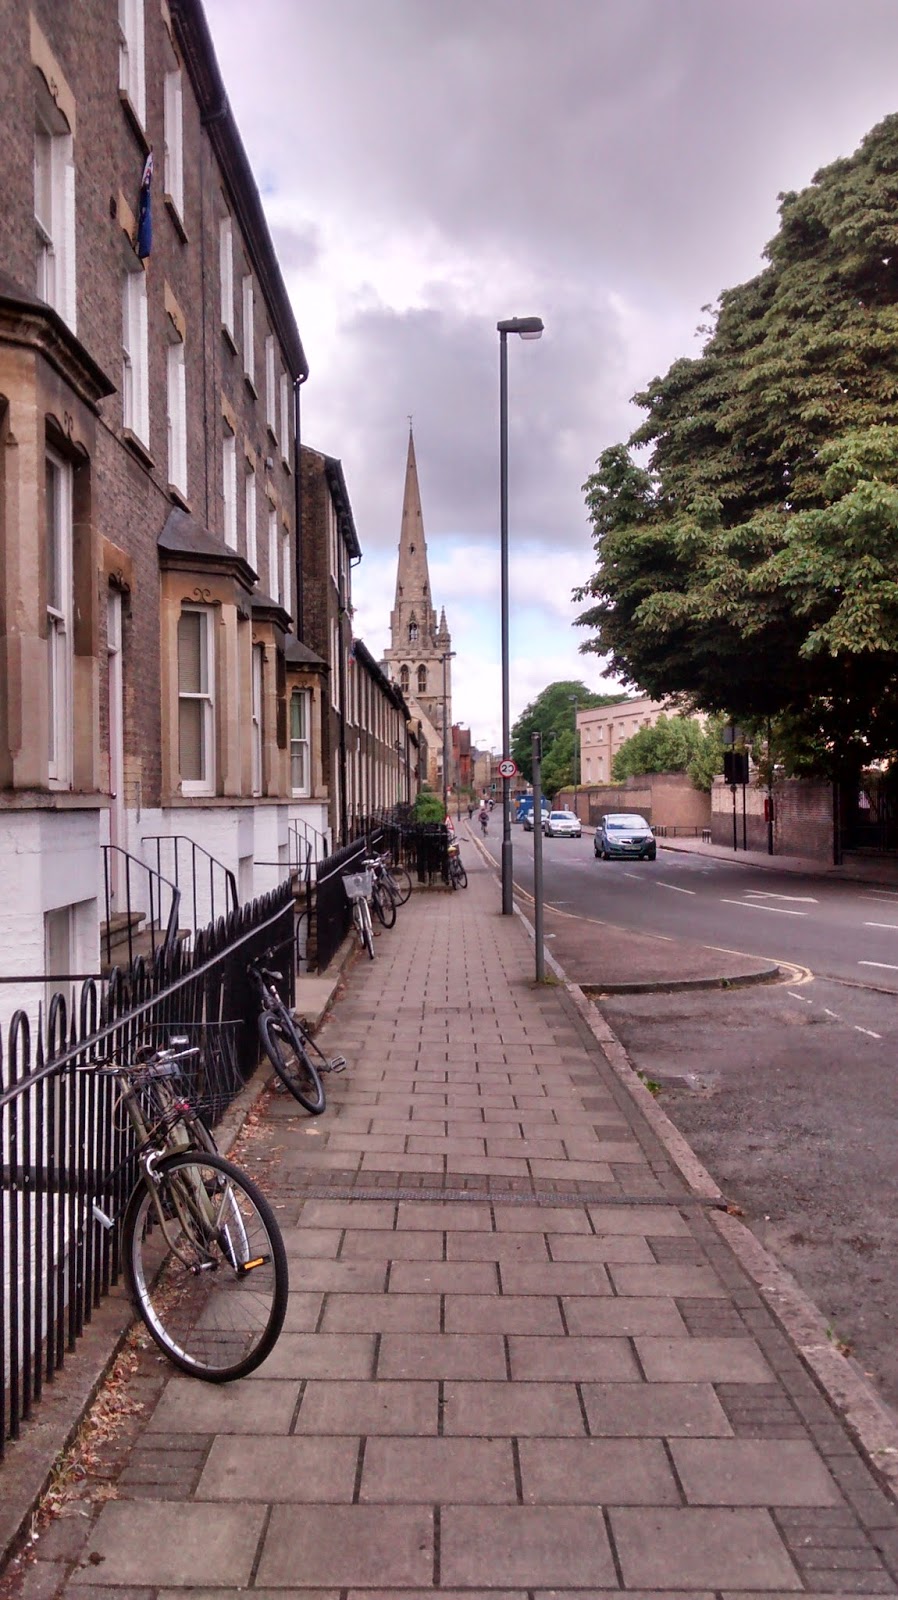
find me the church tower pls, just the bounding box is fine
[383,427,452,742]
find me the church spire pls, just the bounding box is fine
[392,425,435,625]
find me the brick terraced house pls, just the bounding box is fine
[0,0,334,1010]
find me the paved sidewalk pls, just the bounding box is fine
[11,844,898,1597]
[657,834,898,886]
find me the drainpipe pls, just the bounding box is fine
[293,374,308,638]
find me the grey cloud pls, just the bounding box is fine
[300,292,627,558]
[269,220,322,272]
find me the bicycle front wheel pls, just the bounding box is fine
[123,1152,288,1382]
[371,880,396,928]
[259,1013,326,1114]
[356,899,375,959]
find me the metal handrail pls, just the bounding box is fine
[102,845,180,969]
[287,820,330,885]
[141,835,238,937]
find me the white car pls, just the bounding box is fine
[543,809,582,838]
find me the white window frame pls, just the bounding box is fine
[178,605,214,796]
[265,336,276,435]
[290,689,310,796]
[118,0,146,126]
[279,374,291,462]
[163,67,184,218]
[330,619,339,709]
[34,85,76,330]
[222,429,237,548]
[268,506,278,604]
[219,215,234,336]
[166,323,187,493]
[45,449,73,788]
[122,265,149,445]
[251,643,264,796]
[242,274,254,385]
[245,462,257,573]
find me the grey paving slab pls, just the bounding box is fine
[70,1503,267,1587]
[508,1333,640,1382]
[499,1261,612,1296]
[279,1227,343,1259]
[396,1201,493,1230]
[359,1436,517,1502]
[197,1435,359,1501]
[440,1505,617,1588]
[146,1378,300,1434]
[442,1380,586,1436]
[320,1291,441,1333]
[255,1505,434,1588]
[610,1262,728,1297]
[519,1435,680,1504]
[281,1291,326,1330]
[563,1295,688,1337]
[610,1506,802,1589]
[546,1232,654,1263]
[588,1203,690,1235]
[446,1230,550,1262]
[377,1333,508,1380]
[493,1206,591,1233]
[251,1331,376,1380]
[388,1260,499,1293]
[299,1199,397,1229]
[340,1228,445,1260]
[294,1380,439,1435]
[280,1258,388,1292]
[444,1294,566,1334]
[636,1335,774,1383]
[671,1438,844,1505]
[582,1381,734,1436]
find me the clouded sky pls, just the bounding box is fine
[205,0,898,751]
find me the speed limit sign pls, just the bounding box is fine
[498,758,518,779]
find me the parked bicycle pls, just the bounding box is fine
[248,956,342,1114]
[370,849,412,908]
[342,863,378,957]
[447,841,468,889]
[90,1039,288,1382]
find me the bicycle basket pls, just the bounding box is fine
[342,869,373,900]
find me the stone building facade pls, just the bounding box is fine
[0,0,324,1005]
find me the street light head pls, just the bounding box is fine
[497,316,544,339]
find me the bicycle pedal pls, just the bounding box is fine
[324,1055,347,1074]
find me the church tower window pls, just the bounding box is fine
[408,620,418,643]
[418,665,427,694]
[400,665,409,693]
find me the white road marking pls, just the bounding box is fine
[864,922,898,931]
[858,961,898,972]
[656,881,696,895]
[823,1008,839,1019]
[863,890,898,901]
[855,1026,882,1039]
[744,890,818,904]
[787,992,813,1003]
[623,872,641,881]
[720,899,807,917]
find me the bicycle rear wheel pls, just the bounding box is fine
[371,880,396,928]
[450,860,468,889]
[387,864,412,905]
[259,1012,326,1114]
[123,1151,288,1382]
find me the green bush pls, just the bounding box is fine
[412,793,445,823]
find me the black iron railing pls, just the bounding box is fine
[141,835,238,942]
[101,845,180,970]
[0,881,294,1455]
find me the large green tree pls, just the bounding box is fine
[575,115,898,777]
[511,680,622,785]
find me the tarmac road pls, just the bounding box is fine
[474,821,898,1415]
[486,822,898,997]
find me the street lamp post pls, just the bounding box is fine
[498,315,543,914]
[440,650,456,817]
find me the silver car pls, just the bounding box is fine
[543,809,582,839]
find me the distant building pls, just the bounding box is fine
[382,428,451,793]
[578,696,693,784]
